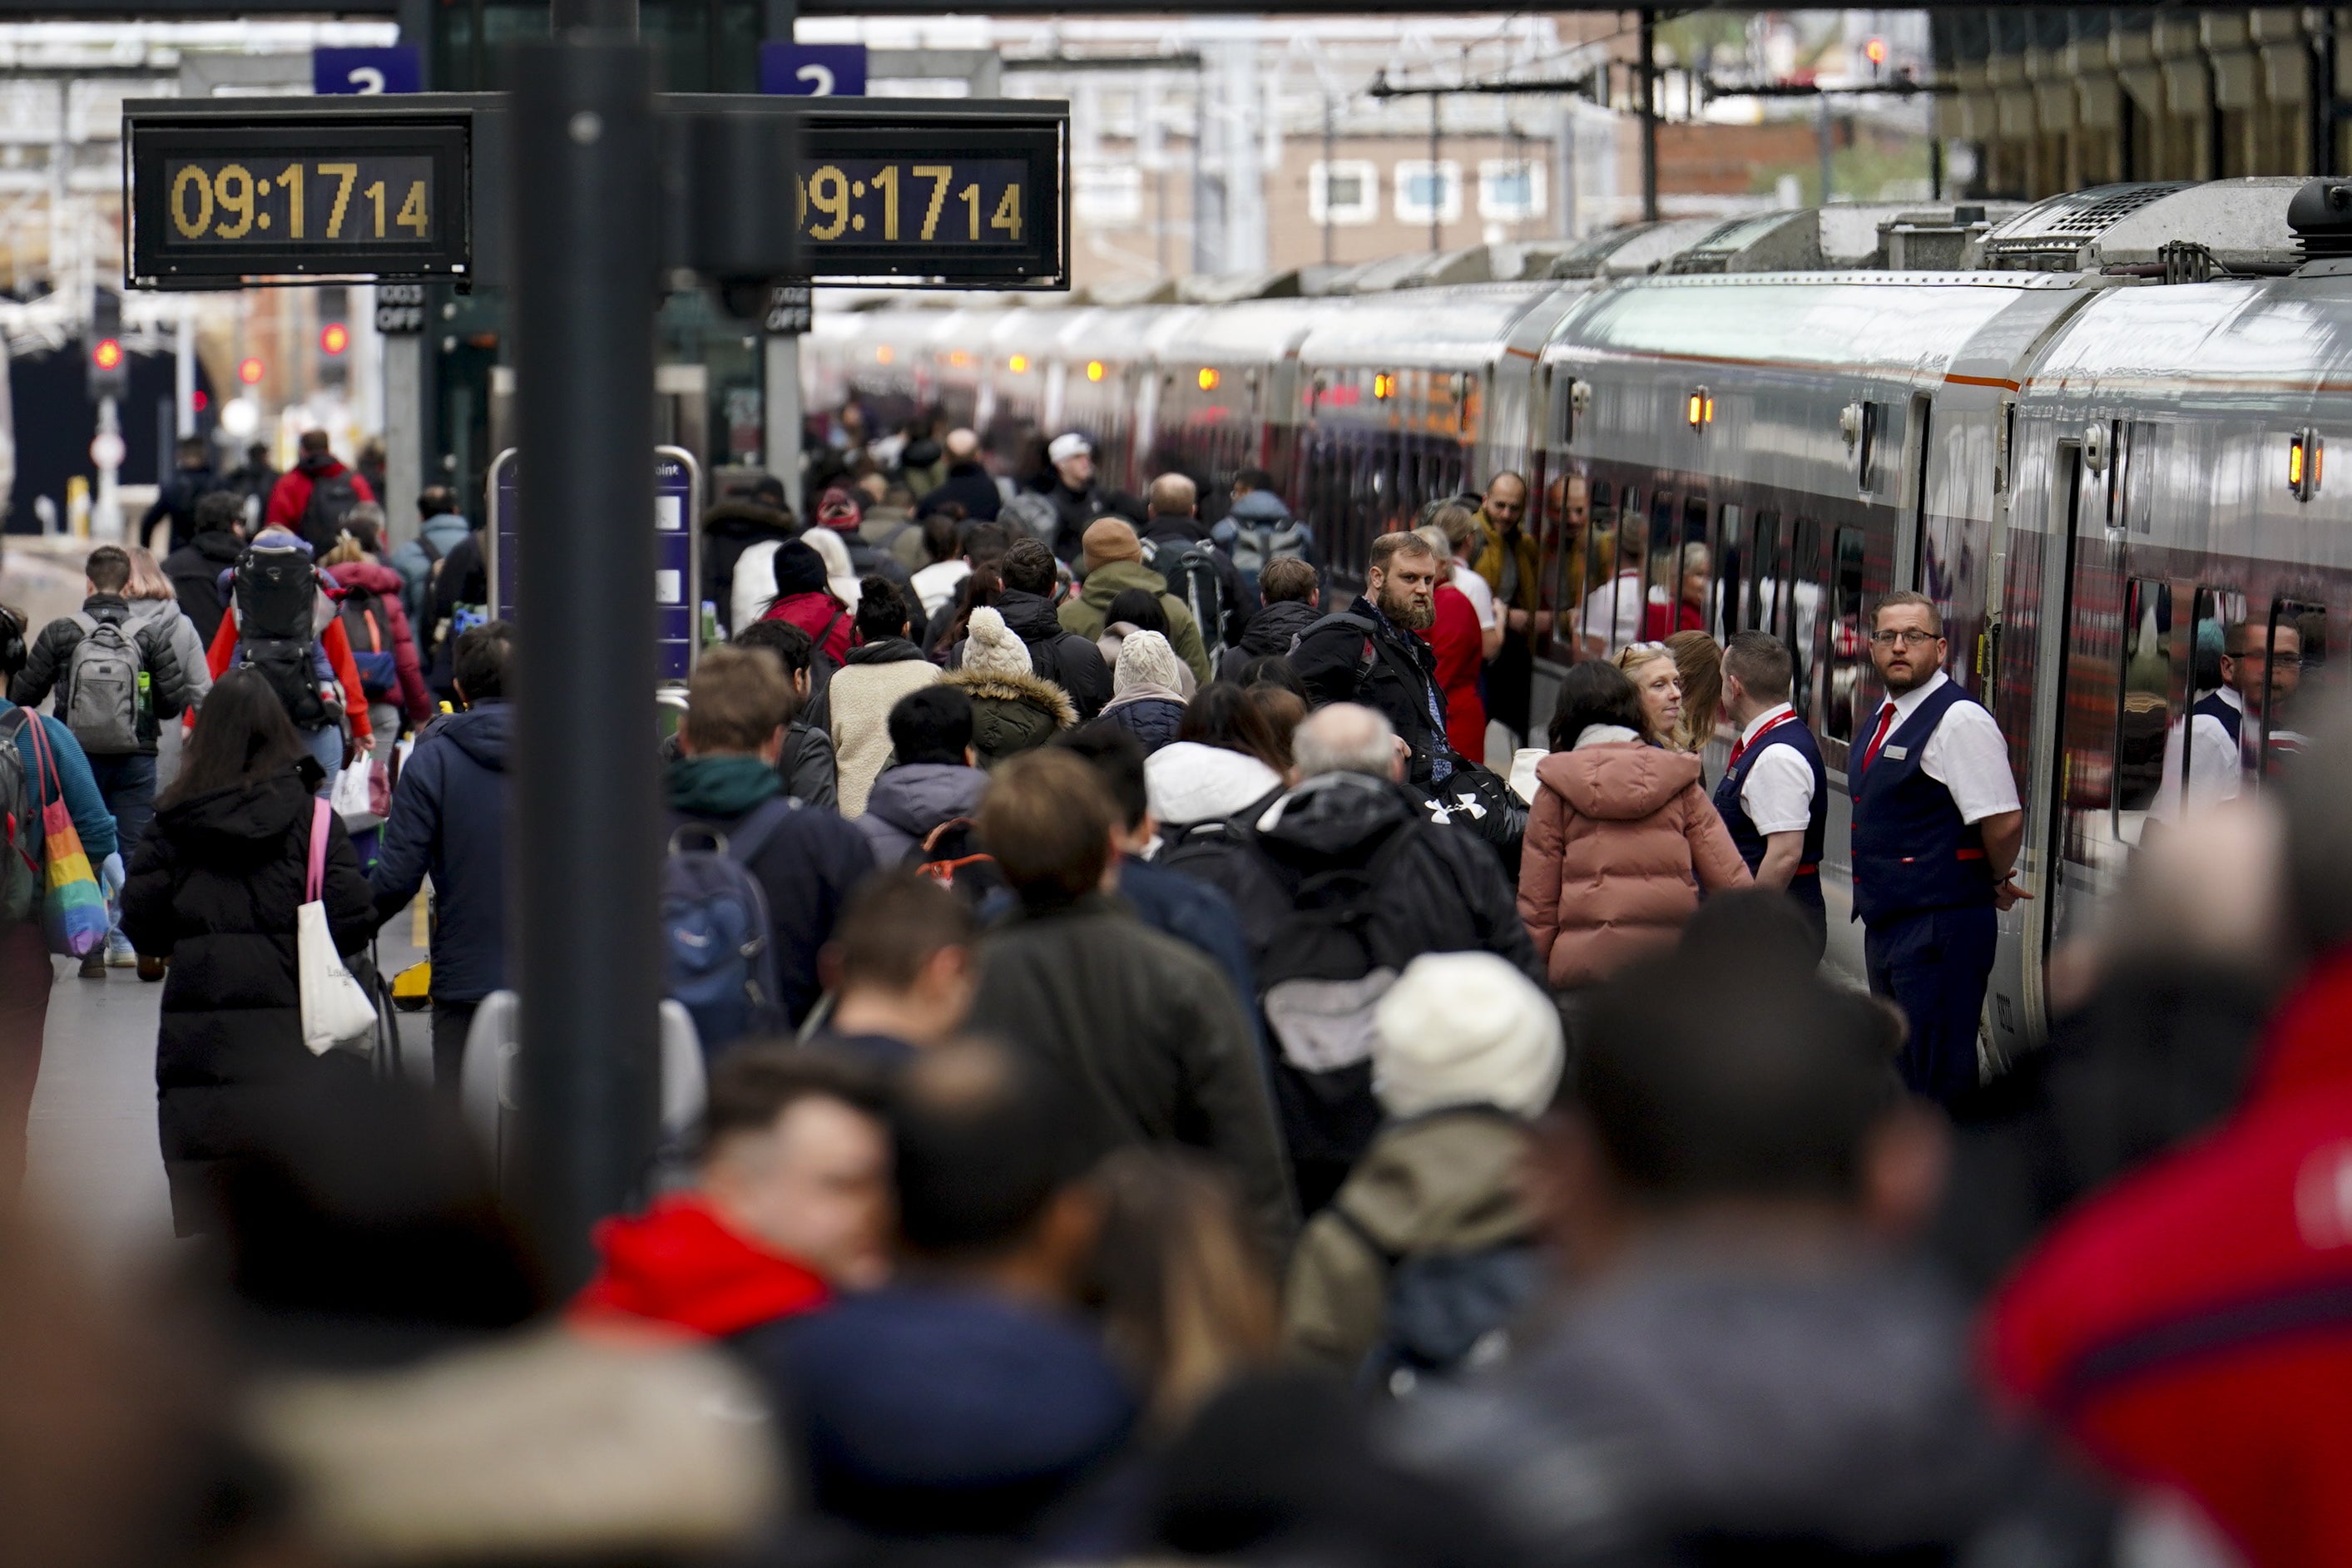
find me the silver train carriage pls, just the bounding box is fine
[802,178,2352,1054]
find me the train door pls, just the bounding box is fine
[2037,440,2096,968]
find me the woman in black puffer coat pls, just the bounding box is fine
[122,667,377,1235]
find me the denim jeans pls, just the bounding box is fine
[85,751,158,868]
[300,723,343,796]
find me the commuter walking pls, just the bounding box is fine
[1220,467,1315,598]
[1139,472,1250,655]
[139,435,221,555]
[1145,685,1289,847]
[205,526,375,791]
[122,547,213,714]
[908,515,970,621]
[265,429,374,552]
[389,485,475,628]
[923,428,1002,522]
[947,537,1111,719]
[729,619,838,809]
[321,534,435,767]
[161,490,246,648]
[966,749,1295,1248]
[942,607,1077,766]
[370,624,514,1091]
[12,544,192,974]
[1059,519,1213,689]
[668,646,875,1026]
[755,538,855,667]
[1042,431,1110,555]
[826,579,940,818]
[1285,950,1562,1377]
[0,685,117,1194]
[120,667,376,1235]
[1714,631,1826,956]
[812,870,979,1068]
[1291,532,1454,786]
[1849,591,2026,1104]
[1520,662,1749,992]
[1100,630,1191,754]
[1217,556,1322,683]
[855,686,989,866]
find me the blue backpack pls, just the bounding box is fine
[663,797,794,1060]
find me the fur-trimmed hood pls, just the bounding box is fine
[943,666,1078,765]
[941,665,1079,728]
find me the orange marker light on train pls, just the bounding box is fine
[1197,367,1220,391]
[1086,360,1105,382]
[1373,372,1394,400]
[1008,354,1029,373]
[876,345,894,365]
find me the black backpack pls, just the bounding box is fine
[235,542,329,730]
[338,583,399,700]
[1145,537,1234,657]
[1251,824,1421,1210]
[299,469,363,553]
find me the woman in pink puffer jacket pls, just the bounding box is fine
[1518,660,1750,989]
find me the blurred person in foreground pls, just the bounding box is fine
[1285,950,1562,1383]
[966,748,1295,1249]
[745,1041,1137,1557]
[1392,937,2131,1566]
[1987,726,2352,1568]
[810,869,980,1071]
[577,1049,891,1337]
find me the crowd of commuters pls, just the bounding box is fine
[3,421,2350,1568]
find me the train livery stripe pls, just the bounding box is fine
[1944,373,2023,390]
[1504,345,1541,361]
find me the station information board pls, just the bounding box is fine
[124,96,1068,290]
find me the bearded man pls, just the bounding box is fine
[1290,531,1456,787]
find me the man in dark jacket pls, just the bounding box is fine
[371,623,515,1091]
[966,749,1295,1249]
[162,490,246,647]
[701,478,797,636]
[1394,947,2122,1567]
[919,428,1001,522]
[225,442,279,519]
[1169,705,1535,1209]
[731,618,838,809]
[948,538,1112,720]
[1219,556,1322,683]
[1290,532,1453,787]
[139,436,221,554]
[859,686,988,866]
[12,544,191,973]
[745,1041,1136,1551]
[1042,432,1107,561]
[670,646,876,1026]
[1140,472,1250,652]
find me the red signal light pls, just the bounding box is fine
[92,338,123,371]
[238,357,264,385]
[319,322,350,356]
[192,389,209,413]
[1864,37,1888,67]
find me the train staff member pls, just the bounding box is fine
[2155,618,2301,819]
[1714,632,1827,958]
[1849,591,2027,1105]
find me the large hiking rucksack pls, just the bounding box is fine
[338,584,399,700]
[299,468,363,554]
[1226,516,1312,599]
[1253,824,1421,1211]
[1145,537,1234,658]
[663,798,795,1061]
[61,612,146,755]
[0,709,39,927]
[1000,492,1061,549]
[1328,1199,1546,1398]
[909,816,1003,906]
[235,542,329,730]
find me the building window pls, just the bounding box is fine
[1478,159,1547,221]
[1393,160,1462,225]
[1073,165,1143,226]
[1310,161,1379,225]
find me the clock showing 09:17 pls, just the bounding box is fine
[166,157,437,245]
[795,160,1028,246]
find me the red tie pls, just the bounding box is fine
[1858,702,1898,775]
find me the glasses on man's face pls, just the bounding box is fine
[1869,628,1939,649]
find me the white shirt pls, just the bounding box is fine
[1864,670,2021,824]
[910,558,972,619]
[1451,562,1498,631]
[1581,569,1644,649]
[1736,703,1817,834]
[2149,687,2246,821]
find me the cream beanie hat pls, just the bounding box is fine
[1113,629,1186,700]
[963,606,1034,680]
[1373,951,1564,1120]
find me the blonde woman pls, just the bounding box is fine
[1613,641,1684,749]
[122,547,212,711]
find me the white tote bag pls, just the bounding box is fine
[298,798,380,1056]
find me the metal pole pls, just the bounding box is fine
[384,332,423,550]
[174,314,196,438]
[764,334,804,508]
[509,28,661,1292]
[1322,94,1334,265]
[93,395,122,541]
[1638,8,1658,222]
[1816,94,1833,203]
[1429,88,1441,251]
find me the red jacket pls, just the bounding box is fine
[1419,582,1486,764]
[324,560,435,728]
[1986,951,2352,1568]
[1641,597,1705,641]
[760,589,854,666]
[265,457,376,533]
[572,1193,829,1338]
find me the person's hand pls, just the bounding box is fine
[100,852,125,898]
[1533,610,1555,636]
[1993,875,2033,912]
[1506,607,1530,634]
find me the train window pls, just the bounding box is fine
[1748,511,1782,637]
[2113,577,2175,841]
[1669,496,1709,637]
[1827,527,1868,744]
[2260,596,2329,779]
[1713,503,1743,639]
[1791,519,1825,737]
[1857,403,1883,494]
[1572,478,1614,653]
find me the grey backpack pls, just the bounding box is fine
[62,613,145,755]
[0,709,39,925]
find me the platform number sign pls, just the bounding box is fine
[765,284,811,335]
[760,43,868,97]
[314,46,422,96]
